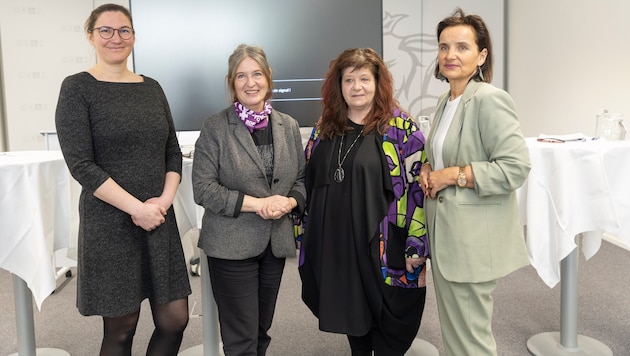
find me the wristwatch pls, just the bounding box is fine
[457,166,467,187]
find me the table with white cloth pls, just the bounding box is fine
[0,151,72,356]
[518,137,630,355]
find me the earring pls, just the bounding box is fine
[477,65,484,81]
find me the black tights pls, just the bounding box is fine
[100,298,189,356]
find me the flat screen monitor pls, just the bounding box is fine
[131,0,383,130]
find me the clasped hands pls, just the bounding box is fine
[132,196,170,232]
[257,195,295,220]
[419,164,449,199]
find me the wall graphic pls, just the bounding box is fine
[382,0,504,124]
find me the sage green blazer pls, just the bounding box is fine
[425,80,531,283]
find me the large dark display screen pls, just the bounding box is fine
[131,0,383,130]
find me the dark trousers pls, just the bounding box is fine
[207,244,285,356]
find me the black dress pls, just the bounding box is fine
[55,72,191,317]
[301,121,374,335]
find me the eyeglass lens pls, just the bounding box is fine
[94,26,134,40]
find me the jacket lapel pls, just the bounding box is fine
[428,93,448,166]
[439,80,483,167]
[227,107,267,176]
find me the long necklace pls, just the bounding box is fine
[334,128,364,183]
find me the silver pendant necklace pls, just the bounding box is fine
[334,128,364,183]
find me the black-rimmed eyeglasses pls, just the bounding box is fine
[90,26,135,40]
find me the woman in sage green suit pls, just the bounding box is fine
[419,8,531,356]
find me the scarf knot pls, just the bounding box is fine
[234,101,272,133]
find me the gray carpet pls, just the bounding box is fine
[1,239,629,356]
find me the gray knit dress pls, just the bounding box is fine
[55,72,191,317]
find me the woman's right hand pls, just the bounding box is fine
[419,163,433,197]
[131,202,167,231]
[93,178,167,231]
[406,256,428,273]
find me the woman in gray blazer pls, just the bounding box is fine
[192,44,306,356]
[419,9,531,356]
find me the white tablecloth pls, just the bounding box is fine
[518,138,630,287]
[0,151,73,309]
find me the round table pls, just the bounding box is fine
[0,151,72,356]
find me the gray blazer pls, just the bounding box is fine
[425,80,531,283]
[192,106,306,260]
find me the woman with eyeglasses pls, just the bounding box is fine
[55,4,190,355]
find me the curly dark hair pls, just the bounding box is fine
[318,48,400,139]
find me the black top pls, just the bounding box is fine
[310,121,371,334]
[251,123,274,187]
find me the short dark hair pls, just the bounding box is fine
[434,8,493,83]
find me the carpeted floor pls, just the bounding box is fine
[1,239,629,356]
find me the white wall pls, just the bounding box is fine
[383,0,504,123]
[0,0,128,151]
[507,0,630,137]
[0,55,6,150]
[0,0,93,151]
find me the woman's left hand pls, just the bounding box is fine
[146,196,172,211]
[423,168,455,199]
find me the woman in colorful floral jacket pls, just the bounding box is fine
[296,47,429,356]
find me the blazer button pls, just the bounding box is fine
[438,196,444,203]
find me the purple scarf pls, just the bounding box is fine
[234,101,272,133]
